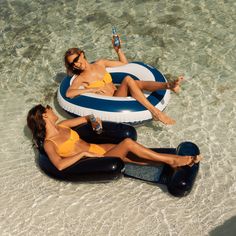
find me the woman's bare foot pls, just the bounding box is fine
[188,155,203,167]
[152,109,176,125]
[171,155,203,168]
[169,76,184,93]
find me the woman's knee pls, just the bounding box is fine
[122,138,135,147]
[135,80,143,90]
[123,76,134,84]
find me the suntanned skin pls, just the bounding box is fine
[65,39,183,125]
[43,107,202,171]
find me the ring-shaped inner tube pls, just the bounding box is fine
[57,62,170,124]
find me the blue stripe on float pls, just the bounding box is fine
[111,72,139,83]
[59,62,167,112]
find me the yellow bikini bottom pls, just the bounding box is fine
[89,144,106,155]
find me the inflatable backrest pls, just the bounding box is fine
[167,142,200,197]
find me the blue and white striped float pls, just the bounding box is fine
[57,62,170,123]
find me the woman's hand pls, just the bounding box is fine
[95,117,103,129]
[92,87,106,94]
[90,116,103,131]
[92,87,115,96]
[111,36,128,64]
[112,35,121,53]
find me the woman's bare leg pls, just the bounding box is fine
[101,139,202,168]
[134,76,184,93]
[114,76,175,125]
[113,79,130,97]
[114,76,184,96]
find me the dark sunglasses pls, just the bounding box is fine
[45,105,52,110]
[69,54,81,67]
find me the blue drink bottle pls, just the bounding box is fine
[112,26,120,47]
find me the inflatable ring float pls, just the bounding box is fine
[57,62,170,124]
[38,122,200,197]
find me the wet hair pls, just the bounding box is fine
[64,48,85,76]
[27,104,46,149]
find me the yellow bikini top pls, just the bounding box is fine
[45,125,80,157]
[86,72,112,88]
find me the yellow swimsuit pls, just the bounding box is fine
[86,72,112,88]
[45,125,106,157]
[89,144,106,155]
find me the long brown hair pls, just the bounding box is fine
[64,48,85,76]
[27,104,46,149]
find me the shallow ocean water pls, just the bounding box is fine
[0,0,236,235]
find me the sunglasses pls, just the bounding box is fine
[45,105,52,110]
[69,54,81,67]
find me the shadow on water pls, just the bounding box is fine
[54,72,67,84]
[53,72,74,119]
[53,92,73,119]
[209,216,236,236]
[23,124,42,174]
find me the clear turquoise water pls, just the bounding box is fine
[0,0,235,235]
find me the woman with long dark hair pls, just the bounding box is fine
[63,37,184,125]
[27,104,201,171]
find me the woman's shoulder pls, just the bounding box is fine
[44,138,57,150]
[94,59,107,67]
[57,122,69,128]
[70,73,87,85]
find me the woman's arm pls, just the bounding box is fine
[58,116,90,128]
[44,141,85,171]
[115,46,128,64]
[96,35,128,68]
[59,115,103,132]
[112,35,128,64]
[66,75,101,98]
[44,141,103,171]
[66,87,99,98]
[97,48,128,68]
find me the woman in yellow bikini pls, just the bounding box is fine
[27,104,201,171]
[64,38,184,125]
